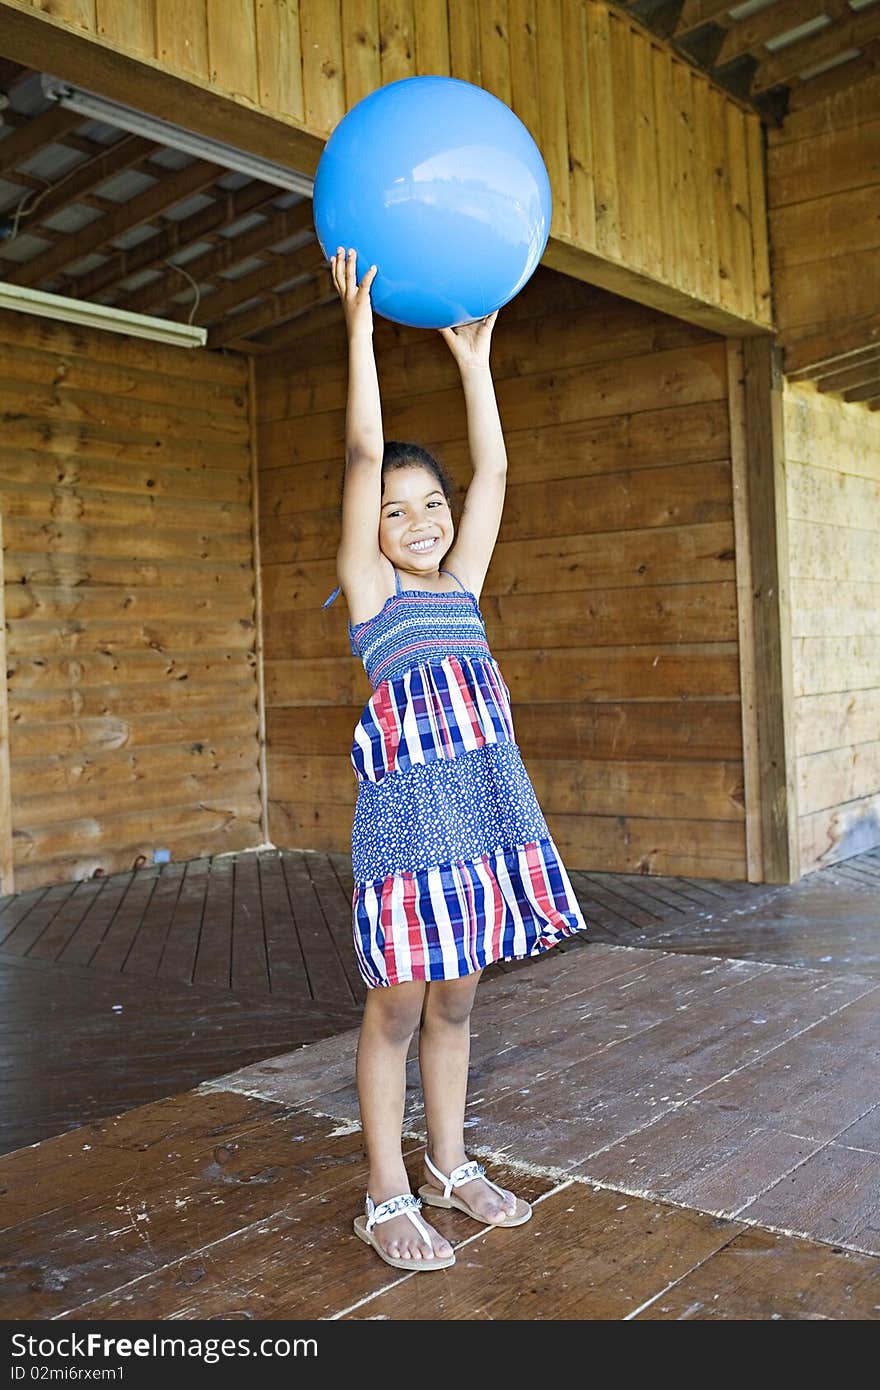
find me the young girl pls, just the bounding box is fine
[322,247,589,1272]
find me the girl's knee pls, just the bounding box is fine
[364,981,425,1044]
[424,973,482,1026]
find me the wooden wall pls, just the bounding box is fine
[0,311,263,893]
[256,267,749,880]
[785,382,880,875]
[0,0,772,334]
[768,72,880,350]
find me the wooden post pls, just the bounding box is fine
[248,357,270,847]
[740,337,800,883]
[0,514,13,895]
[727,342,763,883]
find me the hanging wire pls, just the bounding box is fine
[163,258,202,325]
[3,176,53,241]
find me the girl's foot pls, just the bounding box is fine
[366,1185,454,1263]
[422,1151,518,1223]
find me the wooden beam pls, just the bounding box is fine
[843,379,880,404]
[816,356,880,394]
[0,0,324,178]
[0,103,82,177]
[118,202,313,314]
[5,159,227,288]
[238,300,343,353]
[543,234,772,337]
[207,276,337,348]
[0,514,13,896]
[0,58,28,89]
[25,135,158,229]
[752,8,880,95]
[741,336,799,884]
[72,182,281,301]
[726,340,763,883]
[785,38,880,114]
[674,1,732,39]
[783,314,880,377]
[716,0,849,69]
[169,241,326,327]
[246,357,270,848]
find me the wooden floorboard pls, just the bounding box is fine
[1,843,878,1186]
[2,940,878,1321]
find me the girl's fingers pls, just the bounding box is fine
[329,247,345,295]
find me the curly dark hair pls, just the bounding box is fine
[381,441,456,511]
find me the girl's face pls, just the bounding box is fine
[379,465,453,575]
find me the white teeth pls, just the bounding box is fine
[409,538,436,551]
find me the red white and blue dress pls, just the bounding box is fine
[322,565,589,988]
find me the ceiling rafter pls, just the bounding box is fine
[66,181,281,301]
[4,159,227,287]
[673,1,734,38]
[166,239,326,327]
[611,1,880,124]
[0,102,83,176]
[842,378,880,402]
[228,300,343,355]
[817,354,880,392]
[20,134,160,229]
[785,34,880,107]
[208,275,336,349]
[751,5,880,94]
[784,313,880,377]
[717,0,850,68]
[117,200,315,315]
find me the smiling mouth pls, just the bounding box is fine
[408,537,438,552]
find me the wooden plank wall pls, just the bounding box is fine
[785,382,880,875]
[768,72,880,349]
[0,0,772,333]
[256,267,748,880]
[0,311,263,892]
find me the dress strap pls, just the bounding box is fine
[321,585,341,609]
[440,567,467,594]
[393,565,403,595]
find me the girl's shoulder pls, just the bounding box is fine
[322,555,398,627]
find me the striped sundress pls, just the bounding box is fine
[322,564,589,988]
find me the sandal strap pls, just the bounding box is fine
[425,1152,510,1202]
[365,1192,435,1246]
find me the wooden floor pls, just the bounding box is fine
[1,847,879,1156]
[2,846,879,1320]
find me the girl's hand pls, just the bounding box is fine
[330,247,377,337]
[439,309,499,370]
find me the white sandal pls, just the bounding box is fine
[353,1192,456,1271]
[418,1154,532,1227]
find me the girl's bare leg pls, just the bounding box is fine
[356,981,453,1261]
[418,972,517,1221]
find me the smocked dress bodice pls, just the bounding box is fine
[322,565,492,688]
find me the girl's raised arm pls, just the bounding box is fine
[330,249,386,584]
[439,311,507,599]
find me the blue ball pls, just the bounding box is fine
[313,76,552,329]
